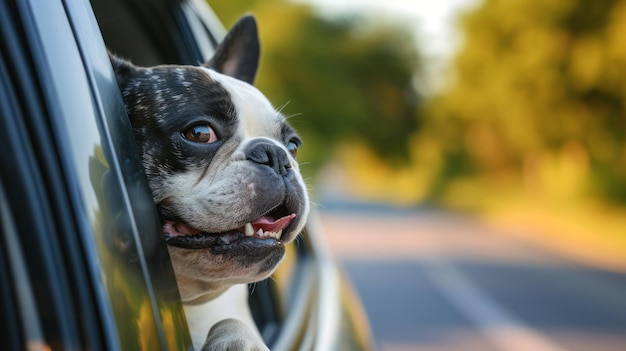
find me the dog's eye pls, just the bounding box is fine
[183,125,218,143]
[287,140,299,158]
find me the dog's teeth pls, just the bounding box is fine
[256,228,264,237]
[245,223,254,236]
[264,231,280,240]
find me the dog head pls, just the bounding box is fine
[111,16,309,303]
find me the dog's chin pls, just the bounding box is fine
[166,234,288,303]
[160,204,303,302]
[166,225,288,278]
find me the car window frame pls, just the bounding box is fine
[0,0,109,348]
[0,0,192,349]
[61,0,193,349]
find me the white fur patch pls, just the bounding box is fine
[202,69,282,139]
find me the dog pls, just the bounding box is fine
[110,15,309,350]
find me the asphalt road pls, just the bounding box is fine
[317,206,626,351]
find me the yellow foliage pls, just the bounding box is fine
[255,3,311,48]
[570,35,604,91]
[211,1,626,264]
[331,141,441,205]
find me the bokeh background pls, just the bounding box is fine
[211,0,626,252]
[211,1,626,350]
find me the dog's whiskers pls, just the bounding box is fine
[284,112,302,120]
[308,199,322,209]
[275,100,291,115]
[275,101,303,121]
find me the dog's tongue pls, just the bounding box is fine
[163,214,296,238]
[251,213,296,233]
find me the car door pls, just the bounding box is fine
[91,1,375,350]
[0,0,192,349]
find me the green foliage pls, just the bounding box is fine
[210,0,626,208]
[423,0,626,204]
[209,1,422,177]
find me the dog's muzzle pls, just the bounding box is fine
[245,139,293,176]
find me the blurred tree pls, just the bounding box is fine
[423,0,626,204]
[208,1,422,178]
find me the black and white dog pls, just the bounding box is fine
[110,16,309,350]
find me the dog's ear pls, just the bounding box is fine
[108,52,138,87]
[204,15,260,85]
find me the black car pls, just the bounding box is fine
[0,0,374,349]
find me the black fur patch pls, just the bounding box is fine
[115,64,238,187]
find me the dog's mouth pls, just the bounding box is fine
[162,206,296,250]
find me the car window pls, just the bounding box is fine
[180,0,225,59]
[0,2,98,347]
[60,0,193,349]
[92,0,199,66]
[1,0,191,349]
[0,51,40,351]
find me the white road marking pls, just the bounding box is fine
[425,259,568,351]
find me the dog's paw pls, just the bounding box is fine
[201,318,269,351]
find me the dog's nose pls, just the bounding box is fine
[246,139,292,176]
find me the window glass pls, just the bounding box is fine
[22,0,191,348]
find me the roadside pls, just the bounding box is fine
[317,205,626,351]
[479,201,626,273]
